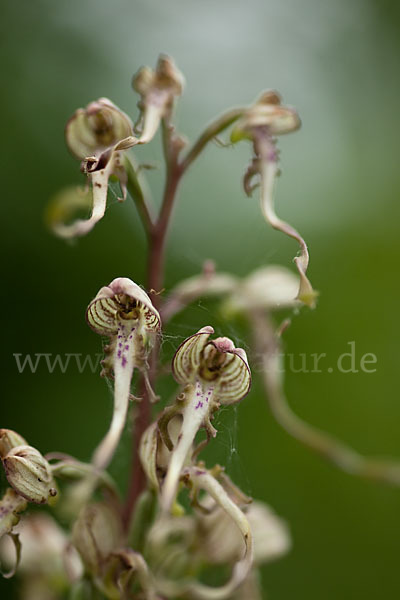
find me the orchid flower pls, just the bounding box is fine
[132,55,184,144]
[50,98,137,239]
[231,91,317,307]
[86,277,161,470]
[160,326,251,512]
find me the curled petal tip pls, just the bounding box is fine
[198,325,214,335]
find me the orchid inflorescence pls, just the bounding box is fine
[3,54,394,600]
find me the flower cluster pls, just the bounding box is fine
[1,54,329,599]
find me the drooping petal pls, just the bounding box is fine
[230,91,317,308]
[51,155,114,239]
[259,157,317,307]
[86,278,161,470]
[91,322,136,470]
[161,382,213,512]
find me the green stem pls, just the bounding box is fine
[180,107,245,173]
[124,156,156,236]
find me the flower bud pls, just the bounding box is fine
[3,445,57,505]
[0,429,27,459]
[132,55,184,144]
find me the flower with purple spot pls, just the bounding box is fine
[160,325,251,512]
[86,277,161,470]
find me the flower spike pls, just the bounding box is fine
[231,92,317,307]
[132,55,184,144]
[86,278,161,470]
[54,98,137,239]
[161,326,251,512]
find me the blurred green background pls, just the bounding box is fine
[1,0,400,597]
